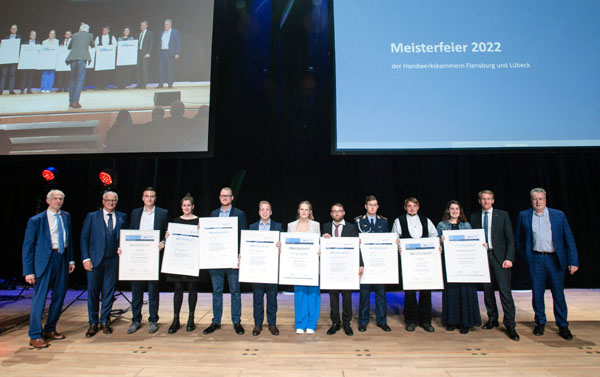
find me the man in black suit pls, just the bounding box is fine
[137,20,153,89]
[1,24,21,95]
[123,187,168,334]
[470,189,519,341]
[20,30,39,94]
[203,187,248,336]
[322,203,362,336]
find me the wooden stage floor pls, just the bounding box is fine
[1,289,599,376]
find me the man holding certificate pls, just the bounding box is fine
[322,203,362,336]
[203,187,248,336]
[392,197,438,333]
[123,187,168,335]
[1,24,21,95]
[247,201,284,336]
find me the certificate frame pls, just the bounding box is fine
[161,222,200,277]
[400,237,444,290]
[278,232,320,286]
[17,44,40,70]
[116,40,138,66]
[442,229,491,283]
[359,233,399,284]
[95,44,116,71]
[118,229,160,281]
[0,38,21,65]
[238,230,280,284]
[198,217,239,269]
[320,236,360,290]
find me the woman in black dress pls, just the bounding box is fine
[165,194,200,333]
[436,200,482,334]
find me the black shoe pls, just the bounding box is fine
[533,324,545,336]
[268,325,279,335]
[168,319,180,334]
[459,327,469,334]
[558,326,573,340]
[482,319,499,329]
[358,325,367,332]
[447,325,458,331]
[234,322,245,335]
[85,324,98,337]
[252,325,262,336]
[420,324,435,332]
[405,323,416,332]
[343,324,353,336]
[507,327,520,341]
[327,323,341,335]
[186,317,195,332]
[377,323,392,332]
[202,322,221,335]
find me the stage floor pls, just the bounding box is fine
[1,289,599,376]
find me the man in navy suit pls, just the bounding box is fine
[1,24,21,95]
[158,19,180,88]
[80,191,127,337]
[248,200,283,336]
[515,187,579,340]
[123,187,168,334]
[22,189,75,348]
[355,195,391,333]
[203,187,248,335]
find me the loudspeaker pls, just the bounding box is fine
[154,91,181,106]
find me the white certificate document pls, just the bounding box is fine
[198,217,238,269]
[239,230,280,284]
[279,232,320,286]
[320,237,360,290]
[37,45,58,70]
[116,40,138,66]
[161,223,200,277]
[55,45,70,72]
[359,233,399,284]
[119,230,160,281]
[86,47,96,69]
[0,39,21,64]
[443,229,491,283]
[400,237,444,290]
[95,44,116,71]
[17,44,39,69]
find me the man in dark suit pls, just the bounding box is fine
[80,191,127,337]
[158,19,180,88]
[66,23,95,108]
[19,30,39,94]
[203,187,248,335]
[124,187,168,334]
[22,189,75,348]
[322,203,362,336]
[470,189,519,341]
[248,200,283,336]
[515,187,578,340]
[55,30,72,92]
[1,24,21,95]
[137,20,153,89]
[355,195,392,333]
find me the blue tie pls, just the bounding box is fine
[483,211,490,244]
[55,213,65,254]
[370,218,375,226]
[107,213,114,234]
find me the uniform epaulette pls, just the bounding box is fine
[377,215,387,220]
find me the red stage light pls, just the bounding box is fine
[99,171,113,185]
[42,169,55,181]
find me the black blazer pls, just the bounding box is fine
[470,208,515,262]
[322,220,363,266]
[129,206,169,241]
[138,30,153,55]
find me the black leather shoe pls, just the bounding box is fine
[202,322,221,335]
[459,327,469,334]
[327,323,341,335]
[558,326,573,340]
[358,325,367,332]
[268,325,279,335]
[447,325,457,331]
[168,319,180,334]
[421,324,435,332]
[186,318,195,332]
[343,324,353,336]
[377,323,392,332]
[405,323,416,332]
[252,325,262,336]
[507,327,520,341]
[101,323,113,334]
[482,320,499,329]
[85,324,98,337]
[234,322,245,335]
[533,324,545,336]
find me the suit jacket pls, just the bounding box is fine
[22,211,74,277]
[287,219,320,233]
[249,220,284,232]
[66,31,95,62]
[129,206,168,240]
[210,206,248,231]
[470,208,515,263]
[80,209,127,267]
[515,207,578,270]
[21,39,40,45]
[159,28,180,56]
[138,29,154,55]
[4,34,22,40]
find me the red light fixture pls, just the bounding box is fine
[99,171,113,186]
[42,167,57,181]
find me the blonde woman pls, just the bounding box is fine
[287,201,320,334]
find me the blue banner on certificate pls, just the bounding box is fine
[119,230,160,280]
[279,232,320,286]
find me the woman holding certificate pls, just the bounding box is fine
[164,194,201,334]
[287,201,321,334]
[437,200,481,334]
[40,30,59,93]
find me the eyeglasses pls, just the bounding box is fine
[219,195,233,198]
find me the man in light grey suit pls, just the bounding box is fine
[66,23,95,109]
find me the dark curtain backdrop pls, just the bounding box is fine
[1,0,598,290]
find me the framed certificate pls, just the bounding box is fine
[279,232,319,286]
[118,230,160,281]
[0,38,21,64]
[17,44,39,70]
[442,229,491,283]
[116,40,138,66]
[320,236,360,290]
[161,223,200,277]
[238,230,280,284]
[400,237,443,290]
[95,44,116,71]
[359,233,399,284]
[198,217,238,269]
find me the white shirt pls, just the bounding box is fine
[139,30,146,50]
[331,219,346,237]
[139,207,155,230]
[46,209,67,248]
[161,29,171,50]
[95,34,116,46]
[481,207,494,249]
[392,214,437,238]
[63,38,71,47]
[103,209,116,229]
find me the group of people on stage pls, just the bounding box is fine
[1,20,181,108]
[22,186,579,349]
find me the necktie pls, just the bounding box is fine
[55,213,65,254]
[370,218,375,226]
[107,213,114,234]
[483,211,489,244]
[334,223,340,237]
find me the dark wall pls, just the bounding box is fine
[2,0,599,289]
